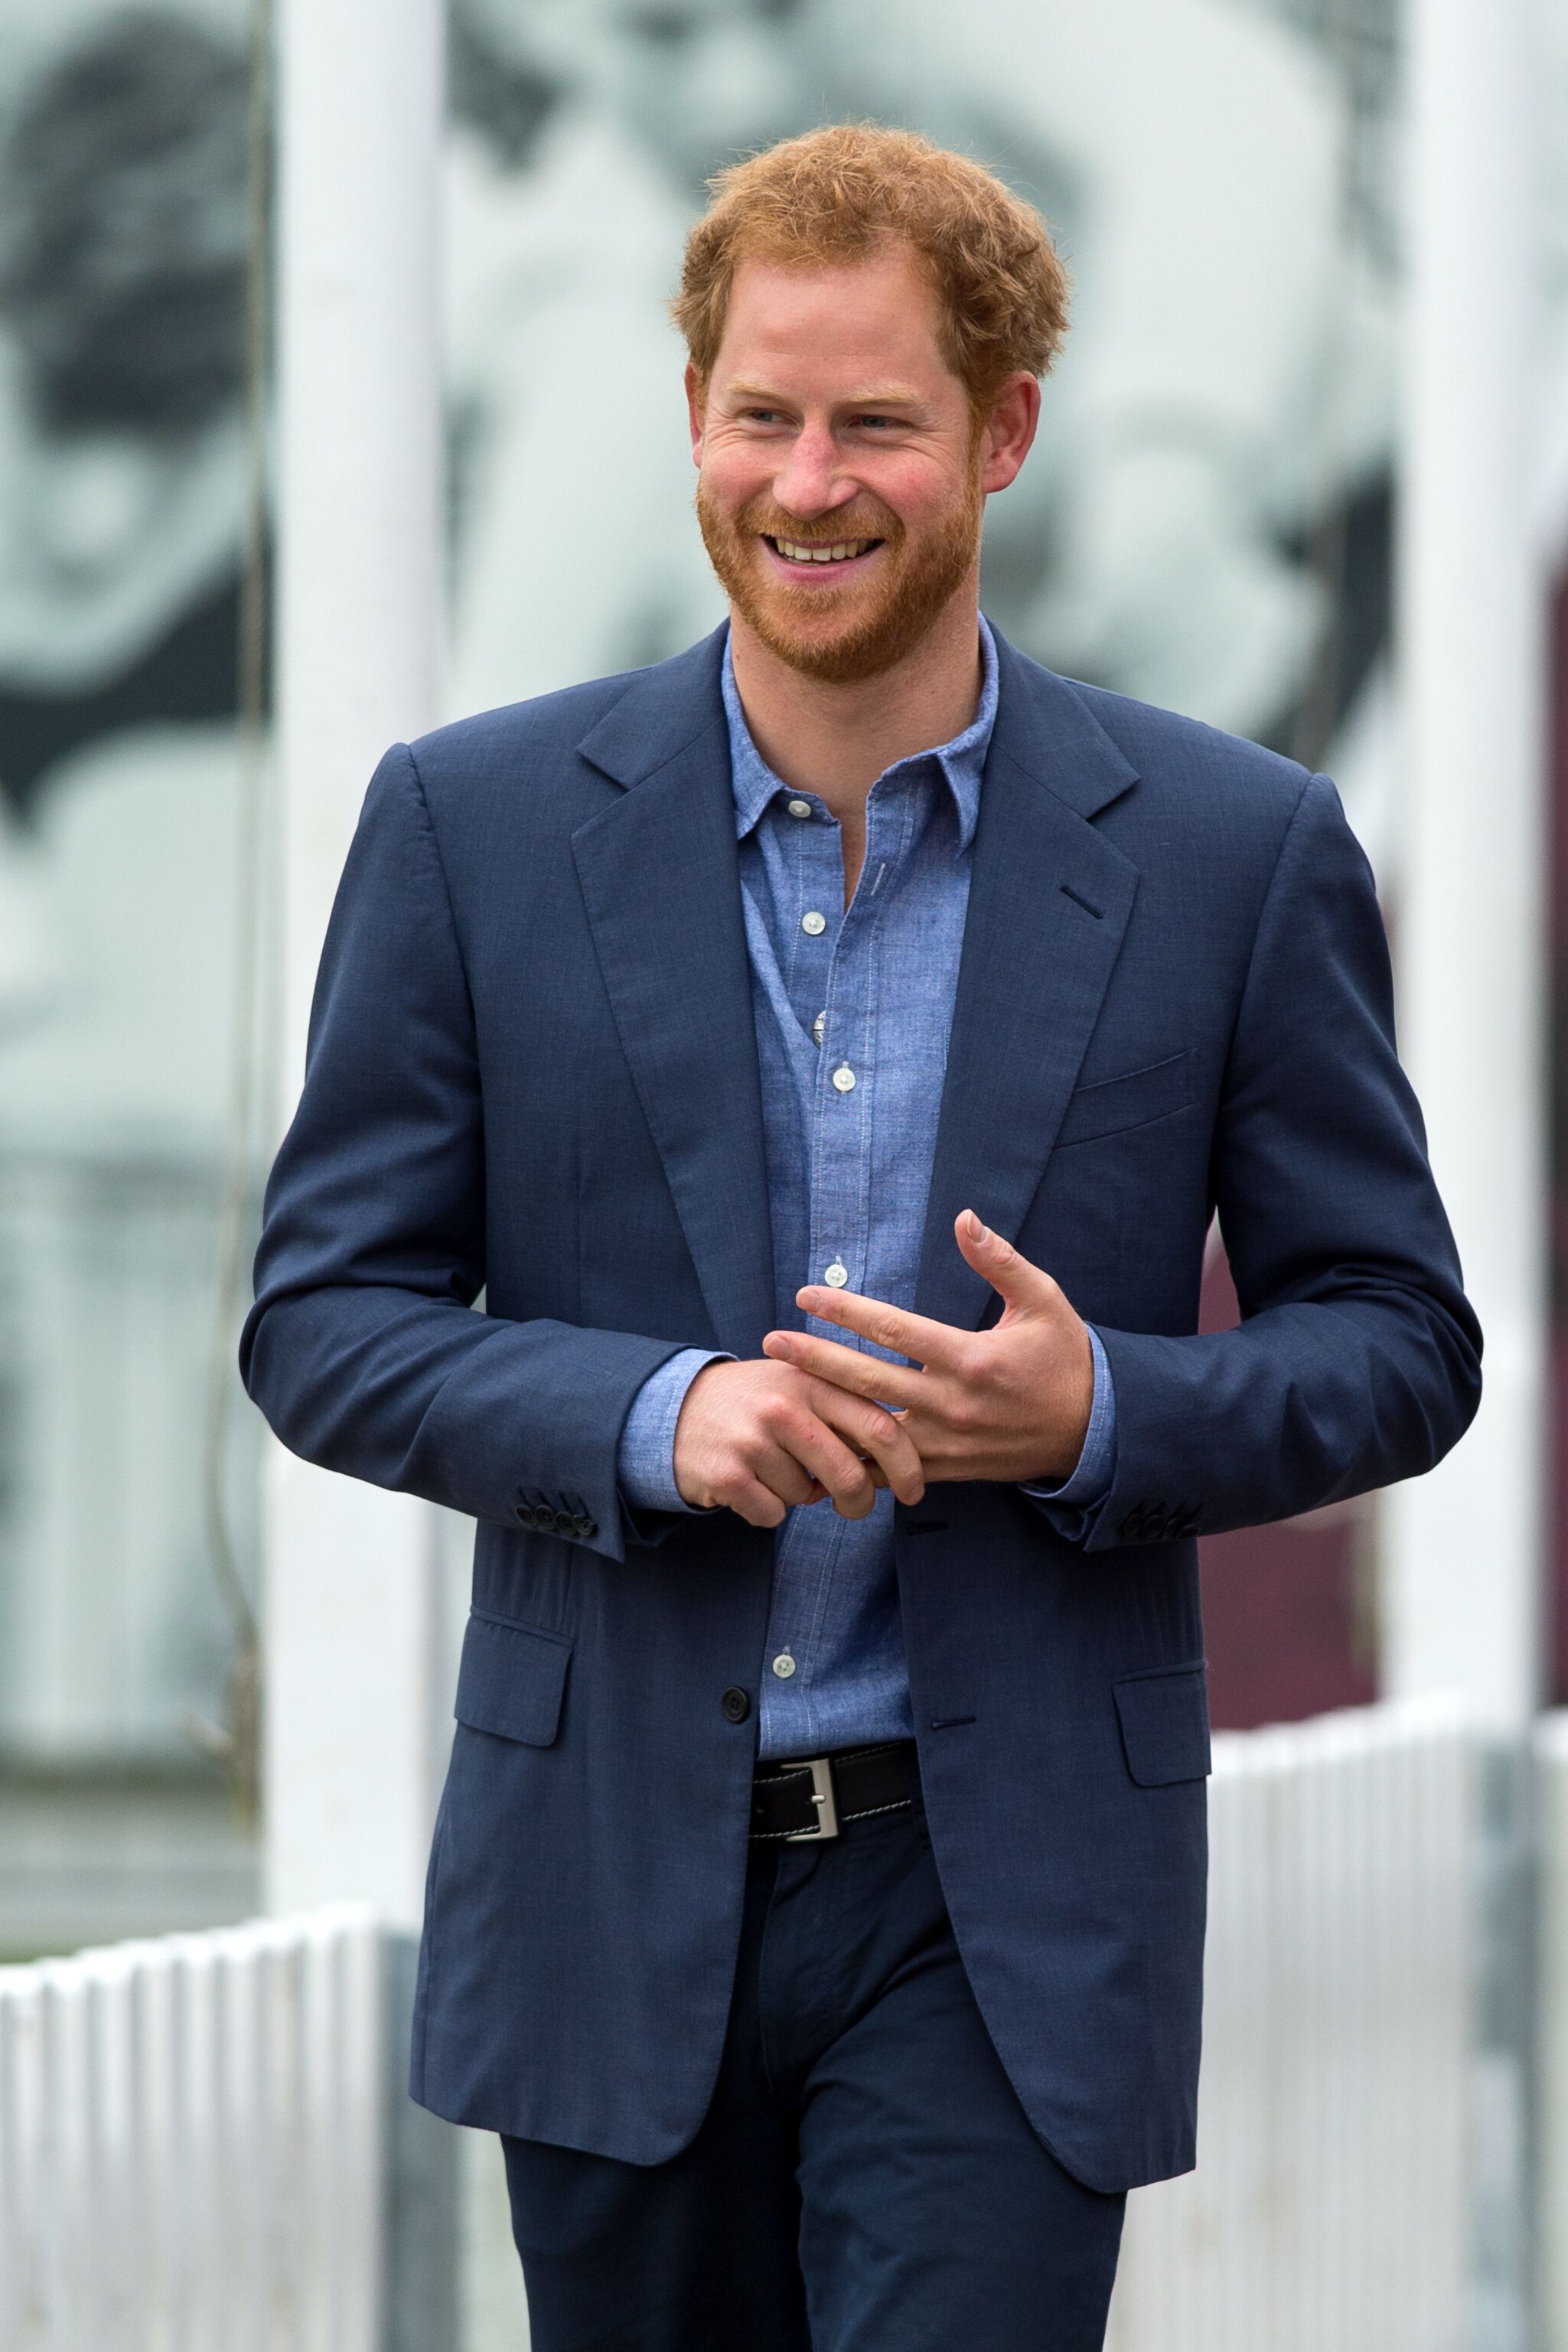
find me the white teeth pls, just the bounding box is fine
[774,537,872,563]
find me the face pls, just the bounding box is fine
[689,245,1036,683]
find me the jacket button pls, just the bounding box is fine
[721,1687,751,1724]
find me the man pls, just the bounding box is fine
[243,126,1481,2350]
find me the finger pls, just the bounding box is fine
[775,1411,880,1519]
[749,1443,829,1512]
[725,1475,787,1529]
[791,1285,970,1372]
[954,1209,1060,1310]
[721,1451,831,1525]
[808,1381,925,1504]
[762,1329,924,1408]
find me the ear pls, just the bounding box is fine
[685,360,707,469]
[978,372,1041,496]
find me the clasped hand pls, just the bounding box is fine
[671,1211,1094,1528]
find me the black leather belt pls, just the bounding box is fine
[750,1740,920,1842]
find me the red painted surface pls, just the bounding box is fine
[1192,570,1568,1724]
[1197,1233,1377,1732]
[1549,568,1568,1701]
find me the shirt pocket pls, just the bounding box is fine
[1055,1049,1195,1150]
[1113,1660,1211,1786]
[454,1610,572,1747]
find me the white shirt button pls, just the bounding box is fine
[771,1652,797,1679]
[811,1010,826,1047]
[787,798,812,819]
[801,910,826,937]
[823,1261,849,1287]
[831,1064,856,1093]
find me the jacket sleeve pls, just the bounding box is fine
[1077,771,1482,1551]
[240,742,688,1562]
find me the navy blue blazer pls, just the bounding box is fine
[242,625,1480,2192]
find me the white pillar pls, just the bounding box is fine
[266,0,450,1923]
[1386,0,1547,1724]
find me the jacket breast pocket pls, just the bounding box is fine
[454,1610,572,1747]
[1113,1661,1211,1786]
[1055,1049,1195,1150]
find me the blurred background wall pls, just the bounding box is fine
[1,0,1566,1953]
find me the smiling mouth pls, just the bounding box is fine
[764,534,884,566]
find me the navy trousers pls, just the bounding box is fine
[502,1793,1126,2350]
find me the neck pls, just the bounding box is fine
[727,580,984,825]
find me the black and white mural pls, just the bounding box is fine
[2,0,1565,1759]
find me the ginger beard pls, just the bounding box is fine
[695,458,985,685]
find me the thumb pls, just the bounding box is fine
[954,1209,1059,1312]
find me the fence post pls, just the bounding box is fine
[1469,1740,1537,2352]
[380,1931,461,2352]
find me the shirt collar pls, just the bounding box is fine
[722,613,999,854]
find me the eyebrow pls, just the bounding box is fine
[724,380,927,410]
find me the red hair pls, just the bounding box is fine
[673,122,1070,410]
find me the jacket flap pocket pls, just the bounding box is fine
[1056,1049,1195,1149]
[1113,1662,1211,1786]
[455,1612,571,1747]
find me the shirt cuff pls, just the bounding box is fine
[1019,1326,1117,1506]
[617,1348,732,1513]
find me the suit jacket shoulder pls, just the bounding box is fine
[1043,666,1316,849]
[403,629,728,807]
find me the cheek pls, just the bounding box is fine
[865,454,970,536]
[699,444,771,514]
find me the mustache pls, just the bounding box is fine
[735,493,904,548]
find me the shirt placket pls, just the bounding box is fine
[765,798,892,1737]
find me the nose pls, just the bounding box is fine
[770,420,861,525]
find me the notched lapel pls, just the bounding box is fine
[572,657,775,1359]
[916,654,1140,1332]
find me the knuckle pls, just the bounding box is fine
[781,1405,821,1450]
[759,1395,800,1440]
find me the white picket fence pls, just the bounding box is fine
[1109,1698,1498,2352]
[1537,1713,1568,2352]
[6,1701,1568,2350]
[0,1905,383,2352]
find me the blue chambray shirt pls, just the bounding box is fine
[619,617,1114,1758]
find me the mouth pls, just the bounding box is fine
[761,533,885,582]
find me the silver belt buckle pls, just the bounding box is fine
[784,1755,840,1841]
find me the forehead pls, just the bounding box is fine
[712,246,956,393]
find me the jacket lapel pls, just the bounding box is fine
[571,632,777,1359]
[915,638,1142,1332]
